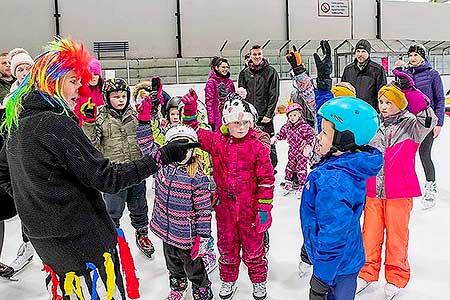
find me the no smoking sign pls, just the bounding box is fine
[318,0,349,17]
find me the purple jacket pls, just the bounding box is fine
[405,61,445,126]
[204,70,235,129]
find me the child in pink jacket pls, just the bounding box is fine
[272,103,315,195]
[357,70,437,300]
[181,89,274,300]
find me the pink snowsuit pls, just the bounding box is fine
[276,120,315,185]
[196,128,274,283]
[204,70,235,130]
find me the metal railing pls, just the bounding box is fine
[99,39,450,85]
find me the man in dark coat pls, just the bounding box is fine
[341,39,387,110]
[238,45,280,168]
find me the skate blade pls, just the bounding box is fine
[11,257,33,275]
[0,275,19,282]
[355,282,372,295]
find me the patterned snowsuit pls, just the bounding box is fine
[196,128,274,283]
[276,120,315,186]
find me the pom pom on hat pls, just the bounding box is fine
[378,84,408,111]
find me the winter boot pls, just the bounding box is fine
[297,261,312,278]
[202,250,218,274]
[385,282,400,300]
[283,181,293,196]
[356,277,372,295]
[10,241,34,272]
[135,227,155,259]
[422,181,437,209]
[166,276,188,300]
[0,262,14,279]
[219,281,238,299]
[252,282,267,300]
[192,285,214,300]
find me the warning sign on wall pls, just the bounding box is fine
[318,0,350,17]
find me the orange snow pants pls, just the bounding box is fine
[359,196,413,288]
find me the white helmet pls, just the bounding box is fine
[222,93,254,125]
[165,124,198,144]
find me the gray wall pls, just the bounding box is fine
[0,0,449,58]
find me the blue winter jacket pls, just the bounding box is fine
[405,61,445,126]
[300,147,383,285]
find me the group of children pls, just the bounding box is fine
[0,37,440,300]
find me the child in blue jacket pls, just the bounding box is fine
[300,97,383,300]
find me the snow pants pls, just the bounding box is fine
[285,148,308,186]
[325,272,358,300]
[359,197,413,288]
[215,200,267,283]
[103,180,148,230]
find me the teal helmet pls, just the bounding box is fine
[318,96,380,152]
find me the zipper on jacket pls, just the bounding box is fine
[164,166,177,241]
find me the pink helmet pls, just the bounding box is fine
[286,103,302,115]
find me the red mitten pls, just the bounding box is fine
[190,236,209,260]
[181,89,199,127]
[136,95,153,122]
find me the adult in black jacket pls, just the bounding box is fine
[341,39,387,110]
[0,38,196,299]
[238,45,280,168]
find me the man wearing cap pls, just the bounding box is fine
[341,39,387,110]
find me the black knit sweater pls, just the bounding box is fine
[0,91,158,274]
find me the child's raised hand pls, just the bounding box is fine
[136,95,153,123]
[392,69,414,91]
[181,88,198,118]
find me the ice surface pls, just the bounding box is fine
[1,115,449,299]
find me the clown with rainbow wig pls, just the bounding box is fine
[0,37,200,299]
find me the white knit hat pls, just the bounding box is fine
[222,93,253,125]
[8,48,33,78]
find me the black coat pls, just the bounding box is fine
[341,59,387,110]
[0,91,158,274]
[238,59,280,120]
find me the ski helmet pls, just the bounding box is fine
[285,102,303,116]
[222,93,254,125]
[165,124,198,144]
[318,96,380,152]
[102,78,130,107]
[165,96,183,118]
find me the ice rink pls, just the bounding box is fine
[1,114,449,300]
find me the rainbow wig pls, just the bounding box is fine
[2,37,94,135]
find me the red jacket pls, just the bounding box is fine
[197,128,274,218]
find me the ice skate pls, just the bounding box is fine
[385,282,400,300]
[10,241,34,273]
[253,282,267,300]
[192,285,214,300]
[0,263,17,282]
[135,227,155,259]
[219,281,238,299]
[202,251,218,274]
[283,181,293,196]
[356,277,372,295]
[297,261,312,278]
[421,181,437,210]
[165,289,188,300]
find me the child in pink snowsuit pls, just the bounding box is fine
[273,103,315,194]
[181,89,275,300]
